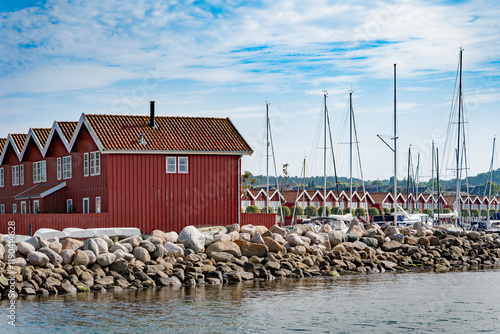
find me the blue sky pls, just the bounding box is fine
[1,0,499,183]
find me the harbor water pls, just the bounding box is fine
[2,268,500,333]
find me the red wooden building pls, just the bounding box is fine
[1,103,253,233]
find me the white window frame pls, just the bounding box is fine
[57,157,62,180]
[166,157,176,173]
[178,157,188,174]
[0,204,4,214]
[89,151,101,176]
[33,161,46,183]
[21,201,26,214]
[63,156,72,179]
[83,198,90,214]
[12,203,17,214]
[20,164,24,185]
[33,200,40,214]
[66,199,73,213]
[95,197,101,213]
[84,153,89,177]
[12,165,19,186]
[0,167,3,187]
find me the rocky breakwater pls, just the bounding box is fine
[1,220,500,298]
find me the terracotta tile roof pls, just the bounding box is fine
[32,128,51,148]
[0,138,6,153]
[11,134,27,153]
[85,114,253,154]
[14,182,66,199]
[370,192,393,203]
[57,121,78,142]
[281,190,301,203]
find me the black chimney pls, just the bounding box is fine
[149,101,156,128]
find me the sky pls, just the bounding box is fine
[1,0,499,183]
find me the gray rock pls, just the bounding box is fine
[96,253,116,267]
[384,226,400,237]
[346,233,360,242]
[83,250,97,265]
[92,238,109,252]
[226,223,240,233]
[109,258,129,273]
[146,236,163,245]
[120,235,142,248]
[164,242,184,257]
[360,237,378,248]
[25,236,43,250]
[73,250,90,266]
[363,228,378,238]
[240,224,257,236]
[17,241,35,255]
[27,251,50,267]
[208,251,236,262]
[285,233,304,246]
[239,233,251,241]
[113,249,126,260]
[202,232,215,246]
[61,238,84,251]
[178,226,206,253]
[83,239,99,256]
[133,247,151,262]
[270,225,287,237]
[467,231,480,241]
[140,241,156,253]
[10,257,27,267]
[328,230,346,246]
[151,244,166,259]
[61,249,75,265]
[389,233,405,244]
[109,242,129,253]
[49,241,63,254]
[164,232,178,243]
[251,232,266,245]
[38,247,63,264]
[206,241,242,257]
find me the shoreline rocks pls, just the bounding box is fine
[2,224,500,299]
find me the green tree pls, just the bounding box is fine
[480,209,488,217]
[383,207,390,215]
[343,207,353,214]
[461,209,469,217]
[471,209,480,218]
[331,206,340,215]
[443,208,451,214]
[246,205,260,213]
[318,206,331,216]
[304,206,317,217]
[423,209,433,216]
[489,209,497,217]
[261,207,274,214]
[368,207,380,216]
[278,206,291,217]
[433,208,442,214]
[290,206,304,216]
[355,208,366,216]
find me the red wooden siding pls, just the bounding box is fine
[107,154,240,233]
[0,213,108,236]
[240,213,277,229]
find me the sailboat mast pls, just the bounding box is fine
[324,92,327,214]
[303,158,306,214]
[416,152,420,210]
[407,146,411,210]
[487,137,496,216]
[456,48,463,213]
[266,102,270,210]
[349,91,353,212]
[436,147,441,222]
[393,64,398,225]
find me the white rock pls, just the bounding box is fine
[164,242,184,257]
[96,252,116,267]
[133,247,151,262]
[83,239,99,256]
[240,224,257,236]
[251,232,265,245]
[17,241,35,256]
[49,241,63,254]
[110,242,129,253]
[83,250,97,265]
[178,226,205,253]
[285,233,304,246]
[73,250,89,266]
[93,238,109,252]
[27,251,50,267]
[61,249,75,265]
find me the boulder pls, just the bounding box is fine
[418,236,430,247]
[240,224,257,236]
[96,253,116,267]
[133,247,151,262]
[73,250,90,266]
[255,226,268,235]
[251,232,265,245]
[239,233,251,242]
[121,236,142,248]
[150,230,169,243]
[93,238,109,252]
[467,231,481,241]
[213,234,231,243]
[318,224,332,234]
[164,242,184,257]
[178,226,205,253]
[269,225,287,237]
[360,237,378,248]
[208,251,236,263]
[27,251,50,267]
[109,242,129,253]
[61,249,75,265]
[328,230,346,246]
[389,233,405,244]
[346,233,360,242]
[151,244,166,259]
[226,224,240,233]
[38,247,63,264]
[346,217,365,237]
[24,236,43,250]
[363,228,378,238]
[285,233,304,247]
[140,241,156,253]
[381,240,402,252]
[289,246,306,255]
[263,237,286,253]
[384,226,400,237]
[228,231,239,241]
[17,241,35,255]
[83,250,97,265]
[404,236,419,245]
[49,241,63,254]
[238,240,269,258]
[202,232,215,246]
[83,239,99,257]
[109,258,129,273]
[165,232,178,243]
[206,241,242,258]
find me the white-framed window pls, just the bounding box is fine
[472,204,478,210]
[83,198,90,214]
[12,165,19,186]
[63,156,72,179]
[255,200,265,209]
[166,157,176,173]
[83,153,89,177]
[0,204,4,214]
[12,204,17,214]
[66,199,73,213]
[96,197,101,213]
[33,161,47,183]
[21,201,26,214]
[33,200,40,214]
[57,157,62,180]
[0,167,3,187]
[241,200,251,210]
[178,157,188,174]
[90,151,101,176]
[20,164,24,185]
